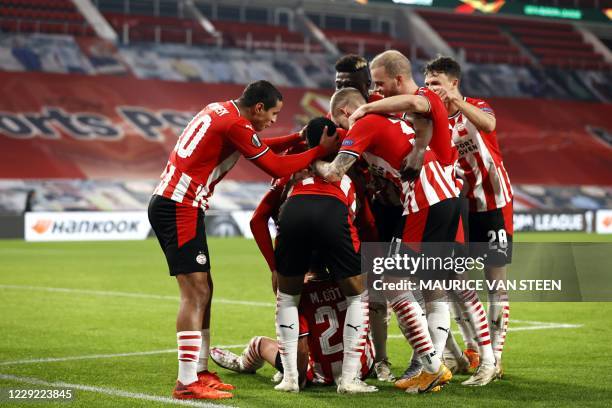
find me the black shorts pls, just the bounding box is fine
[371,200,404,242]
[148,194,211,276]
[275,195,361,280]
[468,203,513,266]
[388,198,461,277]
[393,198,461,246]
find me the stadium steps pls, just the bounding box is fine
[0,0,94,36]
[506,19,611,71]
[416,10,530,66]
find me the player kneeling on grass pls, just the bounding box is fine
[211,272,375,389]
[273,118,377,394]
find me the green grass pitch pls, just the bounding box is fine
[1,233,611,407]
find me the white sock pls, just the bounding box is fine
[177,331,201,385]
[369,302,388,362]
[450,300,477,350]
[488,292,510,363]
[459,290,495,365]
[391,293,441,373]
[197,329,209,373]
[342,292,368,382]
[426,300,450,357]
[276,291,300,381]
[445,330,463,359]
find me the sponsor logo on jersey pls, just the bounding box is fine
[251,134,262,148]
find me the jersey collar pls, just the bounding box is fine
[230,100,241,116]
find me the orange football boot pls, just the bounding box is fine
[198,370,235,391]
[172,381,232,400]
[464,349,480,370]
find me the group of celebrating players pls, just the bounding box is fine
[148,49,513,399]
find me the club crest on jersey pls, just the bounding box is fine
[251,134,262,148]
[342,139,354,146]
[196,251,208,265]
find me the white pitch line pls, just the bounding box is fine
[0,344,247,367]
[0,373,225,408]
[387,322,582,339]
[0,284,274,308]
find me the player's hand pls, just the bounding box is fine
[271,270,278,295]
[437,87,460,107]
[400,147,425,182]
[319,126,339,154]
[348,105,368,128]
[298,124,308,141]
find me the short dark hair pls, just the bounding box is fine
[305,117,336,148]
[335,54,368,73]
[424,56,461,79]
[238,80,283,110]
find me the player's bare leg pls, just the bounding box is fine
[275,275,304,392]
[335,274,378,393]
[485,265,510,379]
[173,272,232,400]
[369,301,395,382]
[195,274,234,391]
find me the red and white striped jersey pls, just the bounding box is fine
[153,100,269,210]
[450,97,513,212]
[298,279,374,385]
[288,174,357,218]
[339,114,458,215]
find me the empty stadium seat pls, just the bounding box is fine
[0,0,92,36]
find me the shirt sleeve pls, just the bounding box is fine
[227,121,270,160]
[338,117,375,158]
[250,178,288,272]
[469,98,496,116]
[417,88,455,166]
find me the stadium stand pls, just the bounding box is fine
[0,0,611,220]
[0,0,94,36]
[416,10,532,65]
[416,9,610,70]
[506,19,609,70]
[1,179,611,215]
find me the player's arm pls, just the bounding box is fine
[314,119,373,182]
[230,122,337,178]
[313,153,357,183]
[262,132,302,153]
[250,179,287,274]
[400,115,433,181]
[349,95,430,126]
[453,98,496,133]
[297,336,309,387]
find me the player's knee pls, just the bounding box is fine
[181,284,211,307]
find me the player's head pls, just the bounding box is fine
[305,117,338,161]
[370,50,412,97]
[330,87,366,130]
[424,56,461,94]
[237,80,283,132]
[335,54,371,100]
